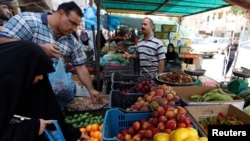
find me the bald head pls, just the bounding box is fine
[141,17,154,38]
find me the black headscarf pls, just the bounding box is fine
[165,43,179,61]
[0,40,81,141]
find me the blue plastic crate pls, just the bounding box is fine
[102,108,151,141]
[102,109,202,141]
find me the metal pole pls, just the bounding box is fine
[95,0,101,91]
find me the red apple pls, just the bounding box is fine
[151,118,159,126]
[173,95,180,102]
[156,89,164,96]
[161,98,169,105]
[142,121,151,130]
[149,91,156,97]
[186,123,194,128]
[185,117,192,124]
[167,107,175,111]
[133,102,143,110]
[132,121,141,131]
[117,133,125,141]
[121,129,128,136]
[132,134,141,141]
[158,110,166,116]
[156,106,165,112]
[177,106,187,115]
[151,127,160,135]
[177,123,186,128]
[176,114,186,123]
[164,128,172,134]
[158,115,168,123]
[167,100,175,106]
[166,93,174,100]
[138,130,145,138]
[151,111,159,118]
[127,127,135,136]
[166,110,176,119]
[166,119,177,130]
[163,105,171,111]
[143,129,153,139]
[157,121,166,131]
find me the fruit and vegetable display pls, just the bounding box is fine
[79,123,103,141]
[116,80,157,94]
[153,132,208,141]
[101,52,129,65]
[65,95,109,111]
[157,72,195,84]
[65,112,104,128]
[190,88,238,102]
[115,106,207,141]
[125,84,181,112]
[102,46,126,52]
[199,112,245,132]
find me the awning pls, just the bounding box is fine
[101,0,232,17]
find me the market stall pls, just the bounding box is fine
[66,1,250,141]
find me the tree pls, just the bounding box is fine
[229,5,247,15]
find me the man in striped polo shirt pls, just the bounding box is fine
[123,17,166,77]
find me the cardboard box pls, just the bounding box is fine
[185,104,250,136]
[173,86,245,109]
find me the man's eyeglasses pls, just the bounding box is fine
[66,14,80,27]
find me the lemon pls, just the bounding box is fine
[153,133,170,141]
[187,127,199,139]
[171,128,189,141]
[199,137,208,141]
[183,136,199,141]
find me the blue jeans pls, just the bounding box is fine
[222,57,234,76]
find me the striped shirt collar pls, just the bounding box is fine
[142,34,154,41]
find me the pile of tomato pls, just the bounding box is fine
[199,112,244,132]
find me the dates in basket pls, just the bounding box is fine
[158,72,194,84]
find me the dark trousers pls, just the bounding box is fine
[222,57,234,76]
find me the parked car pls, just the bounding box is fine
[190,37,218,58]
[208,37,232,54]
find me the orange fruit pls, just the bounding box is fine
[93,131,102,139]
[92,138,99,141]
[99,124,103,131]
[90,131,95,137]
[91,124,99,131]
[86,125,92,132]
[79,127,86,133]
[90,137,99,141]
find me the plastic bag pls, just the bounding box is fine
[107,15,120,31]
[49,58,75,108]
[83,5,103,30]
[44,120,66,141]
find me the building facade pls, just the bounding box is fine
[181,6,247,38]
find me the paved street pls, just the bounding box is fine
[202,54,233,83]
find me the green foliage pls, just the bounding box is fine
[229,5,247,15]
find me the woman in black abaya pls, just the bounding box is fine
[164,43,181,72]
[0,40,88,141]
